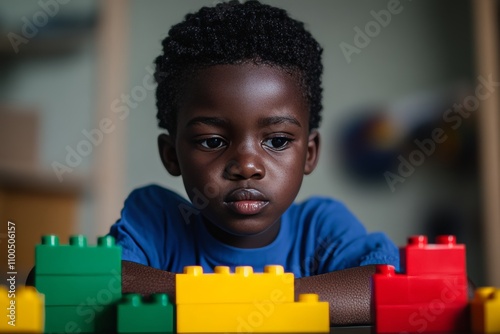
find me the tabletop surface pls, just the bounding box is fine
[331,327,371,334]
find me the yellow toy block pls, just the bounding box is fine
[1,285,44,333]
[176,265,294,304]
[177,293,329,333]
[471,287,500,333]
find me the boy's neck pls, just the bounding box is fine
[203,217,281,249]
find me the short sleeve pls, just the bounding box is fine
[108,217,149,266]
[108,185,172,269]
[358,232,400,268]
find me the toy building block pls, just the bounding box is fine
[45,304,116,333]
[34,234,122,333]
[372,265,469,333]
[471,287,500,333]
[176,265,294,304]
[35,235,121,276]
[117,294,174,333]
[177,293,329,333]
[372,265,468,306]
[372,236,469,333]
[1,286,44,333]
[400,235,466,276]
[35,274,121,306]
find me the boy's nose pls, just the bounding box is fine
[224,146,265,180]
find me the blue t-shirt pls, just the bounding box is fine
[108,184,399,278]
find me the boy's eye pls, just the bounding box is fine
[262,137,291,150]
[199,137,226,149]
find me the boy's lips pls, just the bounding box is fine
[223,188,269,215]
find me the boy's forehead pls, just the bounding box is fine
[182,63,307,107]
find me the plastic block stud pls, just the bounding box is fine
[0,286,44,333]
[177,293,329,333]
[35,235,121,276]
[471,287,500,333]
[117,294,174,333]
[400,235,466,276]
[176,265,294,304]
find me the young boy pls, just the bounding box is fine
[108,0,399,325]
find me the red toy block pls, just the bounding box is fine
[372,265,469,333]
[400,235,466,276]
[372,265,468,306]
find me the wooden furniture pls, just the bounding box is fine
[0,111,83,284]
[473,0,500,286]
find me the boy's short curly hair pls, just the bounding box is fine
[154,0,323,135]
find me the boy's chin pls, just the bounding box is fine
[211,220,272,236]
[202,214,282,248]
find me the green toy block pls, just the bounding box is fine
[35,235,121,275]
[45,304,116,333]
[118,294,174,333]
[36,274,121,306]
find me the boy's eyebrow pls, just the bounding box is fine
[258,116,302,128]
[186,117,228,127]
[186,116,302,129]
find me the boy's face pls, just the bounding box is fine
[159,63,319,247]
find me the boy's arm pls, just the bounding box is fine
[123,260,374,325]
[122,260,176,299]
[294,265,376,326]
[122,261,374,325]
[122,261,374,326]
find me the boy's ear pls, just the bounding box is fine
[158,134,181,176]
[304,130,320,175]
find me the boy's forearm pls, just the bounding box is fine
[122,260,176,300]
[123,261,376,325]
[294,265,376,326]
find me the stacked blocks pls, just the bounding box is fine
[470,287,500,333]
[117,293,174,333]
[0,286,44,333]
[372,235,469,333]
[35,235,121,333]
[176,265,329,333]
